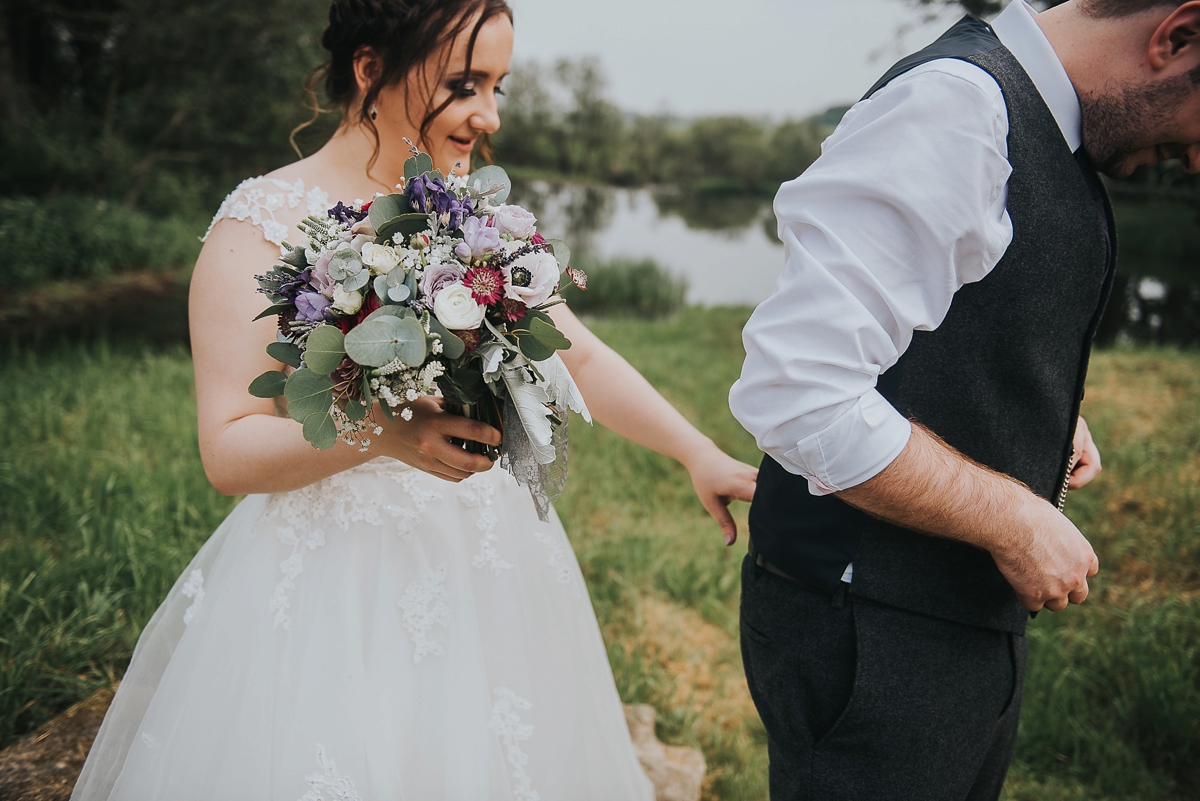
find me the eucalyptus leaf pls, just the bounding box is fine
[344,315,427,368]
[361,373,374,410]
[513,309,553,332]
[379,401,395,423]
[284,369,335,423]
[430,170,444,183]
[345,399,367,422]
[468,165,511,204]
[364,305,416,323]
[529,316,572,352]
[385,269,406,287]
[515,332,555,363]
[248,370,288,399]
[304,325,347,375]
[427,316,466,360]
[266,341,302,368]
[368,194,405,231]
[388,284,411,303]
[254,303,291,321]
[303,411,339,451]
[373,274,390,302]
[404,267,420,296]
[377,213,429,244]
[403,157,419,181]
[341,270,370,292]
[416,152,434,175]
[547,238,571,270]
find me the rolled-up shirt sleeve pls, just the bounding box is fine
[729,61,1014,496]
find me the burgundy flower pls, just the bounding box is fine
[464,265,505,306]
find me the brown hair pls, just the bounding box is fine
[1082,0,1188,18]
[292,0,513,164]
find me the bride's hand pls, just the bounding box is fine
[685,449,758,547]
[376,397,501,483]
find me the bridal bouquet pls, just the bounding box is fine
[248,147,590,518]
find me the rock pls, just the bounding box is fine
[0,687,115,801]
[624,704,706,801]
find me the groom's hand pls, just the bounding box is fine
[837,422,1100,613]
[993,497,1100,613]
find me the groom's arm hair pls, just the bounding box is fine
[834,422,1030,552]
[836,422,1100,613]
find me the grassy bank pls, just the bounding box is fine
[1,309,1197,799]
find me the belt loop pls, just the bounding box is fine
[832,581,847,609]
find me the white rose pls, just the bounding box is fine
[433,284,486,330]
[331,285,364,315]
[504,251,560,308]
[361,242,401,275]
[492,204,538,239]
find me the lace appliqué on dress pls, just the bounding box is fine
[460,479,512,575]
[298,745,362,801]
[532,531,573,586]
[397,563,451,664]
[490,688,539,801]
[264,460,432,629]
[180,569,205,625]
[204,176,330,246]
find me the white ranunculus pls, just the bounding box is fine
[331,285,364,315]
[433,284,486,330]
[361,242,401,275]
[492,204,538,239]
[504,251,559,308]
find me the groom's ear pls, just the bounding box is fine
[1148,2,1200,73]
[352,46,383,96]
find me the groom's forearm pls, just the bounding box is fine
[835,423,1100,612]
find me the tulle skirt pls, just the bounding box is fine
[71,459,654,800]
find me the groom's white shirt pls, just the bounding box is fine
[730,0,1083,527]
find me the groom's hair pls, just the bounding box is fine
[1081,0,1188,17]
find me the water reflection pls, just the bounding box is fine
[510,179,1198,347]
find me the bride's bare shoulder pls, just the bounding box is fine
[203,157,333,248]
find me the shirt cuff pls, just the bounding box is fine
[780,390,913,496]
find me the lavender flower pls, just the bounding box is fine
[295,291,332,322]
[454,215,502,262]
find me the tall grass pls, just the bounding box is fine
[1,314,1197,801]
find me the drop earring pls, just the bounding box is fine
[370,104,378,121]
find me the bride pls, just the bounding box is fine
[71,1,757,799]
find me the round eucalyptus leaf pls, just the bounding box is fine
[368,194,405,231]
[469,165,511,204]
[547,238,571,270]
[416,152,434,175]
[373,274,390,302]
[303,411,339,451]
[345,399,367,422]
[344,316,428,368]
[304,325,347,376]
[388,284,411,303]
[386,269,406,288]
[365,305,416,323]
[342,270,370,292]
[284,368,335,423]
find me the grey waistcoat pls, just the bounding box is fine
[748,16,1116,634]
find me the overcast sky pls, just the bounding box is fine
[507,0,964,118]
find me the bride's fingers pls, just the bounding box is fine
[435,414,502,447]
[704,496,739,546]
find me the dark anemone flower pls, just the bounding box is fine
[328,202,369,226]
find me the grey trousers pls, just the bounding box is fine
[740,552,1027,801]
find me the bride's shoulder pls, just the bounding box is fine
[203,163,332,247]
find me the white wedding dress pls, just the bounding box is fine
[71,178,656,801]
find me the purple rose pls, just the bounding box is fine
[295,291,332,323]
[454,215,502,262]
[419,262,465,303]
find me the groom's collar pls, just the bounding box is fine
[991,0,1083,152]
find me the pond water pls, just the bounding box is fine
[509,180,1200,347]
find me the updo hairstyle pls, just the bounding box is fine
[294,0,513,161]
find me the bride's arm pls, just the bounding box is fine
[549,304,757,544]
[191,221,500,495]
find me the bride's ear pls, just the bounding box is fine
[352,46,382,97]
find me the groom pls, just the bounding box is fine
[730,1,1200,799]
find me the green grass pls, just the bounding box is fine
[1,311,1198,800]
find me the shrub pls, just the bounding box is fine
[0,198,203,289]
[563,258,687,318]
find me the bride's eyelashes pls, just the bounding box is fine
[444,77,505,100]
